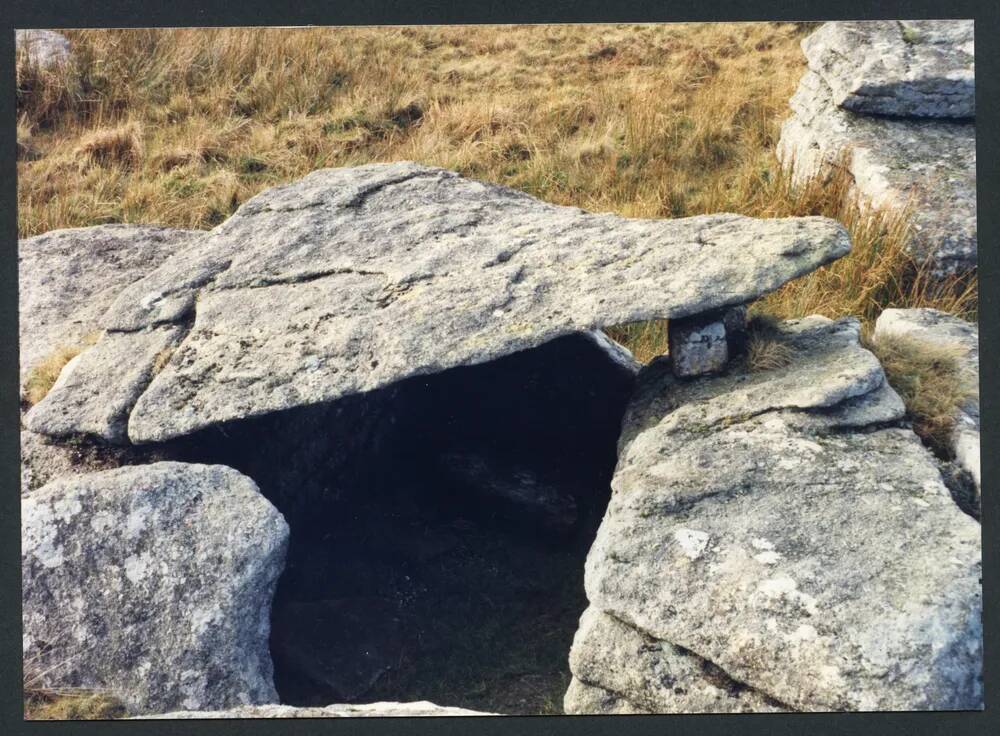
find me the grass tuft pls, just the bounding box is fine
[864,331,976,456]
[17,115,37,160]
[603,319,669,364]
[746,337,794,372]
[23,642,127,721]
[23,333,101,406]
[75,122,143,170]
[25,691,127,721]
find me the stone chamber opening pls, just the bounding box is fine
[167,333,637,714]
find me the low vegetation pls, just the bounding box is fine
[25,691,126,721]
[22,332,100,407]
[865,332,976,457]
[17,23,815,233]
[17,23,976,344]
[23,648,126,720]
[745,315,795,372]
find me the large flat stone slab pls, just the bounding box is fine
[22,462,289,714]
[19,224,202,393]
[802,21,974,118]
[574,316,982,712]
[778,69,976,275]
[26,162,850,444]
[138,701,495,718]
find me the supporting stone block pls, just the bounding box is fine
[668,306,747,378]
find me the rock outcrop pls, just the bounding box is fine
[15,29,71,69]
[801,21,974,118]
[22,462,289,714]
[874,308,980,491]
[567,316,982,713]
[778,21,976,275]
[137,701,495,718]
[23,162,850,445]
[565,607,784,714]
[19,224,202,394]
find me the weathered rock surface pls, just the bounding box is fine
[21,431,80,496]
[802,21,974,118]
[572,316,982,712]
[777,69,976,275]
[137,701,496,718]
[19,225,203,393]
[22,462,289,714]
[874,308,980,490]
[25,325,185,443]
[565,607,785,714]
[15,29,71,69]
[19,430,173,496]
[565,679,649,714]
[25,163,850,444]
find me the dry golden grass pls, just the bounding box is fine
[16,23,977,361]
[25,691,126,721]
[16,24,810,233]
[746,335,794,372]
[74,122,143,170]
[865,332,977,456]
[17,115,36,160]
[23,332,101,406]
[748,159,978,327]
[23,642,127,720]
[603,319,669,365]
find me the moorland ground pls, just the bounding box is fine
[17,23,977,357]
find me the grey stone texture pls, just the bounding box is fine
[802,21,974,118]
[24,162,849,445]
[668,306,747,378]
[15,29,72,69]
[25,326,186,444]
[19,224,202,395]
[22,462,289,714]
[570,316,982,712]
[777,68,976,275]
[138,701,495,718]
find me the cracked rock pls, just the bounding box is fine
[18,225,202,396]
[777,67,976,276]
[25,326,186,444]
[21,462,289,714]
[26,162,850,444]
[874,308,980,492]
[565,607,784,713]
[571,316,982,712]
[802,21,974,118]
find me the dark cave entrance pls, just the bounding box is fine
[171,333,636,714]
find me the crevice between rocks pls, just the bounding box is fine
[594,610,795,713]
